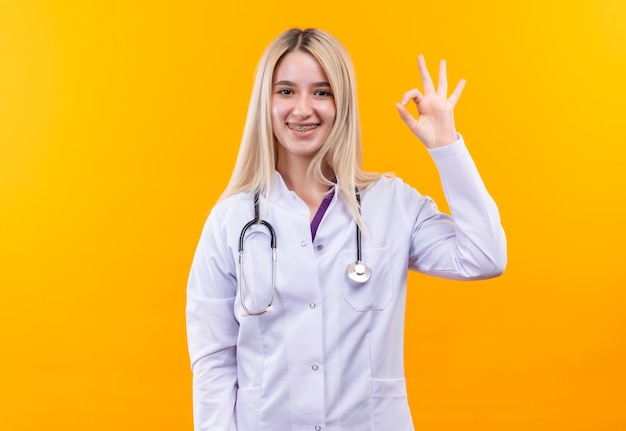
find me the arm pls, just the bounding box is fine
[186,211,239,430]
[406,137,507,279]
[396,56,506,278]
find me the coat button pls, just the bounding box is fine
[300,240,307,247]
[309,302,316,309]
[316,244,324,251]
[315,426,321,431]
[312,364,319,371]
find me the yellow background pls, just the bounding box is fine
[1,0,625,429]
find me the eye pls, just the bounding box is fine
[314,89,333,97]
[277,88,293,95]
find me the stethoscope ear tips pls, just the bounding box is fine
[346,261,372,283]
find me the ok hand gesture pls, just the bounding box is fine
[395,55,466,149]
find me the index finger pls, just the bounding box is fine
[437,59,448,97]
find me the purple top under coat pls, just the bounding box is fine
[310,188,335,241]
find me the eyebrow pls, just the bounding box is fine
[273,80,331,87]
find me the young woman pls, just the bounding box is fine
[186,28,506,431]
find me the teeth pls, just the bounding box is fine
[288,124,318,132]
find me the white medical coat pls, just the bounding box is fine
[186,137,507,431]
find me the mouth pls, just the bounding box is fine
[287,123,319,132]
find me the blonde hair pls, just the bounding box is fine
[220,28,381,228]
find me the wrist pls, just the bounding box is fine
[428,132,459,149]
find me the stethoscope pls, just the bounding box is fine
[238,191,371,316]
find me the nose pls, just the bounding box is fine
[292,94,312,118]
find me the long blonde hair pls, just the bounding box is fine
[220,28,381,228]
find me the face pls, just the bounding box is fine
[271,50,336,166]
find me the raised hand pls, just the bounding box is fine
[395,55,465,149]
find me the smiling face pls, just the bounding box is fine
[271,50,336,169]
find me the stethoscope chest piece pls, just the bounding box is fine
[346,261,371,283]
[345,190,371,284]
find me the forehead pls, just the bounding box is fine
[273,50,329,83]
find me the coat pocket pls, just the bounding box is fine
[341,247,392,311]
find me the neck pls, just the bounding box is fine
[276,156,333,220]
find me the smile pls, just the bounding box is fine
[287,124,319,132]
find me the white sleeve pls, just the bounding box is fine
[407,135,507,279]
[186,210,239,431]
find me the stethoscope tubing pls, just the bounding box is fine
[238,193,277,316]
[238,190,371,316]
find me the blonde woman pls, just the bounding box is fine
[186,28,506,431]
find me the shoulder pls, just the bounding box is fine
[200,192,256,240]
[363,175,424,203]
[210,192,254,219]
[360,175,435,228]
